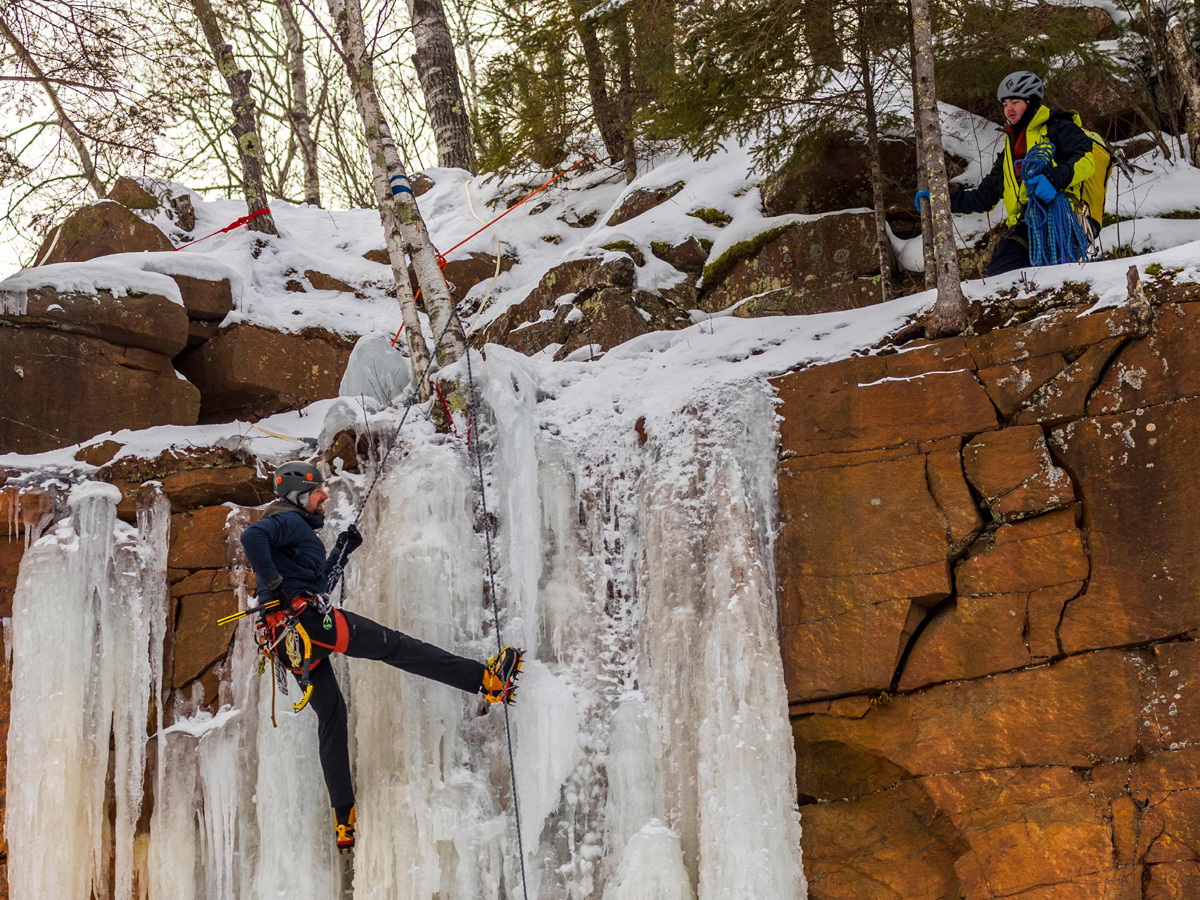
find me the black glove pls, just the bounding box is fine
[333,525,364,561]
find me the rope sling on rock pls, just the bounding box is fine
[1022,142,1090,268]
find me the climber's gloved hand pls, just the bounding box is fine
[263,575,288,616]
[1028,174,1057,204]
[333,525,364,561]
[914,189,931,210]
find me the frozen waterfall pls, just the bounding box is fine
[5,349,804,900]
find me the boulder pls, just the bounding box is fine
[441,252,516,305]
[649,236,710,273]
[761,134,953,217]
[478,254,692,360]
[0,327,200,454]
[7,285,189,357]
[107,176,159,211]
[700,213,889,317]
[99,446,273,519]
[175,322,356,422]
[35,201,173,265]
[304,270,357,293]
[606,182,686,227]
[173,276,234,323]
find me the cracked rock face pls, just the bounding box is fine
[776,297,1200,899]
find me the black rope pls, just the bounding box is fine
[454,306,531,900]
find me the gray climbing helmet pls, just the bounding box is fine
[998,71,1044,103]
[274,461,324,499]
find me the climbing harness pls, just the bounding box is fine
[175,207,272,251]
[1023,142,1090,268]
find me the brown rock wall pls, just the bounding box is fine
[779,300,1200,898]
[175,322,354,422]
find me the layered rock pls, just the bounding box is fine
[0,286,199,453]
[778,295,1200,899]
[175,322,356,421]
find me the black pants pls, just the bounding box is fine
[295,606,486,809]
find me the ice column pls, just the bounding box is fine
[348,441,504,900]
[7,481,169,900]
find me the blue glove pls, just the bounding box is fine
[914,189,931,210]
[1028,174,1057,204]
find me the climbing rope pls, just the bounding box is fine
[454,305,531,900]
[1023,143,1089,268]
[175,207,272,250]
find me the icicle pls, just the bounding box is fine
[0,287,27,315]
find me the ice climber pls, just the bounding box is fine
[240,461,524,854]
[915,71,1101,276]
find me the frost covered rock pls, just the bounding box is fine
[700,212,886,318]
[175,322,355,422]
[35,200,173,265]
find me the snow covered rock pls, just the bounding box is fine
[97,445,272,519]
[338,334,412,404]
[9,285,189,357]
[607,181,687,227]
[34,200,173,265]
[479,253,691,359]
[700,212,887,318]
[175,322,355,422]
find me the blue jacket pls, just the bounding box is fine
[241,501,341,606]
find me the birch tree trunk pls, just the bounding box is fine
[407,0,477,172]
[275,0,321,205]
[569,0,627,165]
[329,0,466,394]
[190,0,279,235]
[909,0,966,336]
[855,17,893,302]
[0,17,105,198]
[908,21,937,288]
[1163,3,1200,168]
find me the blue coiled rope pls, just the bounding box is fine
[1023,141,1089,267]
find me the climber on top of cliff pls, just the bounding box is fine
[239,461,523,854]
[914,71,1105,276]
